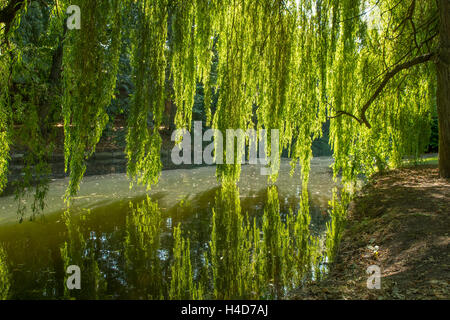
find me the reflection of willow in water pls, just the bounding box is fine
[61,209,106,299]
[120,184,329,300]
[169,225,203,299]
[124,198,164,299]
[55,184,344,300]
[0,245,10,300]
[61,198,168,299]
[325,188,351,264]
[207,183,323,299]
[209,181,253,299]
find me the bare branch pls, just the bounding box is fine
[326,101,365,125]
[328,111,364,125]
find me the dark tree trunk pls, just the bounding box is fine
[437,0,450,178]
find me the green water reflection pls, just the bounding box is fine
[0,183,340,300]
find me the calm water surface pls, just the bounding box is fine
[0,158,340,299]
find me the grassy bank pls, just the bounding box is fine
[292,165,449,300]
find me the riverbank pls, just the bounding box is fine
[291,165,449,300]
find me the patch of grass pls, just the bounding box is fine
[402,155,438,167]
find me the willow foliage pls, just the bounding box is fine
[0,0,438,210]
[0,1,65,217]
[169,0,197,131]
[126,0,167,188]
[62,0,121,198]
[326,0,437,183]
[0,52,9,194]
[0,8,9,192]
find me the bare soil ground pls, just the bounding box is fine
[292,165,449,300]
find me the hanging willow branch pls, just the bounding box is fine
[126,0,168,188]
[62,0,121,199]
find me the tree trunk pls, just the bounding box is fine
[437,0,450,178]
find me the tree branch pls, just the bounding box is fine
[0,0,26,34]
[326,101,365,125]
[359,52,435,129]
[328,111,364,125]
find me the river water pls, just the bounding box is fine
[0,157,340,299]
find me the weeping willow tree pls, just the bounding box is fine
[0,0,447,218]
[326,0,441,183]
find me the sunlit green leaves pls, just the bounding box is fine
[62,0,122,199]
[126,0,167,189]
[0,0,438,211]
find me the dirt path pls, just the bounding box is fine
[292,165,449,300]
